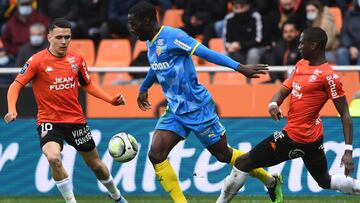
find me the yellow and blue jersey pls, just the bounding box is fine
[146,26,212,115]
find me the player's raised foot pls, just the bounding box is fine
[114,195,128,203]
[266,174,283,203]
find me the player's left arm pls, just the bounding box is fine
[78,57,125,106]
[333,96,354,176]
[169,28,268,78]
[193,44,268,78]
[81,81,125,106]
[326,71,354,176]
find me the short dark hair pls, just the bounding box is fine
[128,1,157,22]
[282,20,299,31]
[302,27,328,50]
[49,18,72,31]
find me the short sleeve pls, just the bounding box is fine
[324,71,345,100]
[78,57,91,86]
[167,28,200,56]
[282,68,296,90]
[15,56,39,86]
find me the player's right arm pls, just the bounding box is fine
[137,68,156,111]
[268,86,291,121]
[4,58,38,123]
[268,68,295,121]
[4,81,23,123]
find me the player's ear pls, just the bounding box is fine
[310,42,317,50]
[47,32,51,42]
[144,18,151,26]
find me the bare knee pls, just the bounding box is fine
[47,154,62,169]
[148,149,168,164]
[87,159,104,172]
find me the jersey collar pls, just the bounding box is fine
[150,26,164,44]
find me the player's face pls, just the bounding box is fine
[128,14,150,41]
[298,33,313,60]
[48,27,71,57]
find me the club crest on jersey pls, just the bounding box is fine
[157,38,164,46]
[156,47,162,56]
[67,57,76,64]
[20,63,29,74]
[71,64,77,73]
[308,69,323,82]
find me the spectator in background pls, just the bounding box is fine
[320,0,352,16]
[174,0,187,9]
[181,0,227,46]
[15,23,48,67]
[0,47,14,85]
[270,0,306,42]
[336,0,360,65]
[263,21,301,83]
[0,0,9,34]
[72,0,108,40]
[152,0,173,17]
[101,0,139,39]
[2,0,48,57]
[306,0,339,64]
[223,0,265,65]
[38,0,78,23]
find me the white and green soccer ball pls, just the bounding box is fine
[108,132,138,163]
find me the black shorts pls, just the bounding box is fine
[249,130,331,188]
[37,123,96,152]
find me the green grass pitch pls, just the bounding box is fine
[0,196,359,203]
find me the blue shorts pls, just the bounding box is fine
[155,101,226,147]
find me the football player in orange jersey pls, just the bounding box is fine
[4,18,127,203]
[217,27,360,203]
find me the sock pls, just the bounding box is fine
[216,167,249,203]
[55,178,77,203]
[154,159,187,203]
[331,174,360,194]
[230,148,275,188]
[100,174,121,200]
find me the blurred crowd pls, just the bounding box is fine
[0,0,359,85]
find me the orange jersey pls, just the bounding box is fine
[15,49,91,125]
[282,59,345,143]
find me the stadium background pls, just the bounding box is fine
[1,0,360,202]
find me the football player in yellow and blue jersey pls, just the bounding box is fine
[128,1,283,203]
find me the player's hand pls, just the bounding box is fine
[110,94,125,106]
[341,150,354,176]
[349,47,359,60]
[137,92,152,111]
[236,64,268,78]
[268,103,282,121]
[4,112,17,124]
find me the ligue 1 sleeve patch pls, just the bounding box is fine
[20,63,29,74]
[173,39,191,51]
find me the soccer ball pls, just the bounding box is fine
[108,132,138,163]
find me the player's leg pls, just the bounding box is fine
[206,132,276,188]
[38,123,76,203]
[216,131,290,203]
[42,142,77,203]
[149,129,186,203]
[303,143,360,194]
[63,123,127,203]
[79,148,127,203]
[150,110,189,203]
